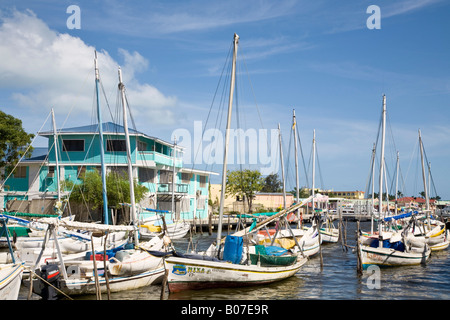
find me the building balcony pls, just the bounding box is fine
[157,183,189,194]
[156,183,189,202]
[137,151,183,167]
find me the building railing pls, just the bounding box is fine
[157,183,189,193]
[138,151,183,167]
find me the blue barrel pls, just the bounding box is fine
[222,235,243,264]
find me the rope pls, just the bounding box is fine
[25,266,74,300]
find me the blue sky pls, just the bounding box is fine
[1,0,449,199]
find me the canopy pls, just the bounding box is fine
[38,217,135,232]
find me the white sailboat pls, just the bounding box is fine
[310,130,338,243]
[1,109,130,280]
[164,34,308,293]
[136,136,191,240]
[30,54,168,298]
[0,263,23,300]
[400,130,448,251]
[253,125,320,256]
[359,95,431,268]
[0,217,24,300]
[137,206,190,240]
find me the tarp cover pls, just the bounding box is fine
[223,235,243,264]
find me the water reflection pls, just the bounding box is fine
[19,221,450,300]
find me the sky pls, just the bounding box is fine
[1,0,449,199]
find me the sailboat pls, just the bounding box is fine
[1,109,129,281]
[163,34,308,293]
[307,130,338,244]
[138,208,191,240]
[30,54,168,298]
[254,125,320,256]
[136,135,191,240]
[0,217,24,300]
[359,95,431,268]
[399,130,448,251]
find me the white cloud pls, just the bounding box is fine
[0,10,177,130]
[94,0,299,36]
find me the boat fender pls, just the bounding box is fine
[287,212,296,222]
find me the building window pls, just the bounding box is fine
[14,166,27,178]
[109,166,127,177]
[199,176,207,188]
[106,139,126,152]
[62,139,84,152]
[47,166,55,177]
[159,170,173,183]
[139,168,155,183]
[181,172,191,183]
[137,141,147,151]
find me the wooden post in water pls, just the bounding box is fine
[339,202,346,252]
[103,232,111,300]
[193,213,197,234]
[318,220,323,271]
[356,221,363,275]
[344,219,348,251]
[199,216,203,235]
[91,235,101,300]
[160,268,168,300]
[208,211,213,235]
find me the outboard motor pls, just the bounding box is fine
[35,264,60,300]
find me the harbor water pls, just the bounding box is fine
[19,220,450,301]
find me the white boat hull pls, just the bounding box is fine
[360,245,430,268]
[0,263,24,300]
[319,228,339,243]
[139,222,190,240]
[59,266,165,295]
[164,255,307,293]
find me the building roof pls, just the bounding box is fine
[39,122,180,148]
[22,147,49,162]
[397,197,436,204]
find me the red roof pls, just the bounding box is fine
[397,197,435,204]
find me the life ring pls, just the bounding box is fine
[287,212,295,222]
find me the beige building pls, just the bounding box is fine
[316,189,365,200]
[209,183,295,213]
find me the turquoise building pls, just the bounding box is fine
[1,122,215,221]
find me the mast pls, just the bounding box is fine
[118,67,138,245]
[278,124,286,209]
[51,108,61,203]
[172,136,177,217]
[378,94,386,246]
[293,109,300,225]
[216,33,239,248]
[94,51,109,225]
[395,151,399,215]
[312,129,316,215]
[370,143,376,234]
[418,129,431,229]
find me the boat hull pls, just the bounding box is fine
[164,255,307,293]
[319,228,339,243]
[0,263,24,300]
[58,266,165,296]
[140,222,190,240]
[360,245,430,268]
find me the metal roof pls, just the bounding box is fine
[38,121,179,148]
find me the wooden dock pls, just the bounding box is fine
[183,212,372,234]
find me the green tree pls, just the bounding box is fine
[0,111,34,179]
[225,169,264,213]
[261,173,282,193]
[64,170,148,211]
[289,187,310,199]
